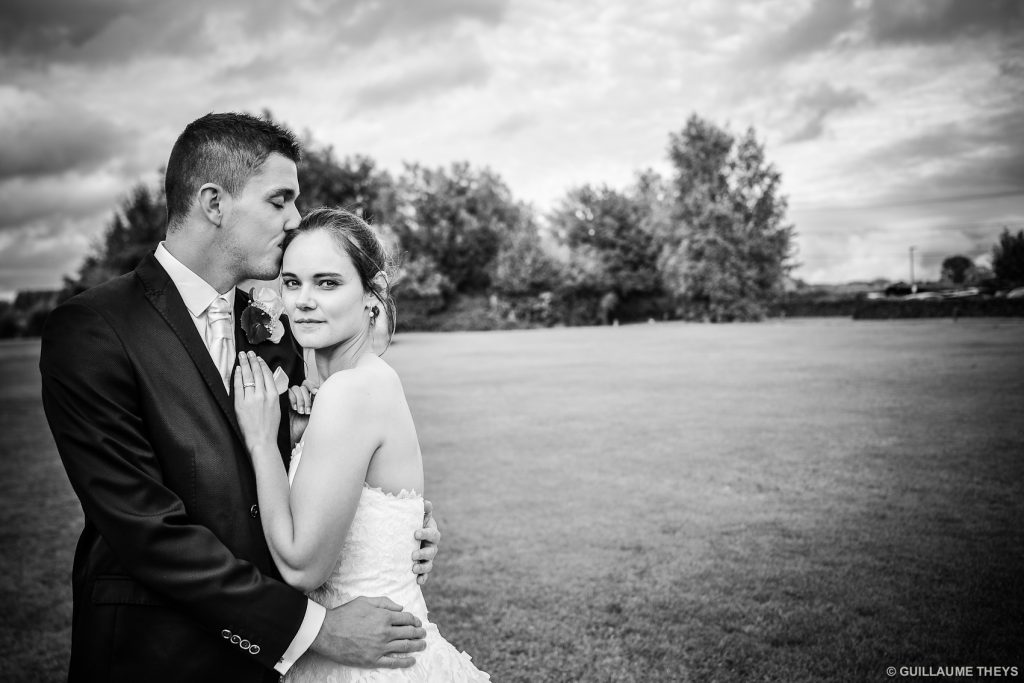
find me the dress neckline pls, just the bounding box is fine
[362,482,422,501]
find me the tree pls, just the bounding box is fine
[631,169,679,296]
[549,181,662,298]
[661,115,795,321]
[992,228,1024,285]
[491,215,563,298]
[392,254,452,300]
[389,253,453,331]
[62,181,167,300]
[296,146,397,225]
[940,255,974,285]
[391,162,523,294]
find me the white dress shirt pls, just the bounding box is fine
[154,243,325,674]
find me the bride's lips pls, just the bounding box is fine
[293,319,325,325]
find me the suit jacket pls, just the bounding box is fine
[40,254,308,683]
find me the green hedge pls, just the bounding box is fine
[770,299,860,318]
[853,297,1024,319]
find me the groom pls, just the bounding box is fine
[40,113,437,683]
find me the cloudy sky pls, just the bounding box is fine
[1,0,1023,297]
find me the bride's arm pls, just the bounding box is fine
[234,352,381,592]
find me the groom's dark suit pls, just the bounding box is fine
[40,254,308,683]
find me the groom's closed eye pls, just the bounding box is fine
[266,188,296,208]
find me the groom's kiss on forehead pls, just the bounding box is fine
[221,152,301,279]
[163,113,302,288]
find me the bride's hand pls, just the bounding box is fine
[233,351,281,456]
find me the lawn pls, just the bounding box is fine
[2,319,1023,682]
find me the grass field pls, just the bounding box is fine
[2,319,1023,682]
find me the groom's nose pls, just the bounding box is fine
[284,203,301,230]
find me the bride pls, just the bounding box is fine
[233,207,490,681]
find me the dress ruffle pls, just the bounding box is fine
[288,624,490,683]
[283,443,489,682]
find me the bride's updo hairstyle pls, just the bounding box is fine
[283,207,397,349]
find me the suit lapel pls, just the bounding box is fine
[136,254,245,445]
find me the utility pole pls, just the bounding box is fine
[909,246,916,293]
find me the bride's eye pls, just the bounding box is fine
[282,278,299,289]
[318,279,339,289]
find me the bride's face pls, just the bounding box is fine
[281,230,372,349]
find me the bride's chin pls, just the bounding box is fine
[292,331,317,347]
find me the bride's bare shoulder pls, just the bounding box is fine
[316,357,402,405]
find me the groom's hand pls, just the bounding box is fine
[311,596,426,668]
[413,500,441,585]
[287,379,316,445]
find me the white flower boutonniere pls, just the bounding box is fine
[240,287,285,344]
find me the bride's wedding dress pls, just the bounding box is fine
[284,444,490,682]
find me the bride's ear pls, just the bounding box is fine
[363,271,387,306]
[371,270,389,294]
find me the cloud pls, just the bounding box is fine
[858,107,1024,202]
[0,0,213,65]
[0,0,135,55]
[322,0,507,47]
[0,170,125,231]
[0,168,151,293]
[0,215,101,294]
[783,83,869,143]
[0,0,509,67]
[491,112,537,137]
[0,87,127,180]
[758,0,859,63]
[352,46,492,110]
[752,0,1024,65]
[866,0,1024,45]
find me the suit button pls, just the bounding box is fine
[221,629,231,639]
[230,635,241,644]
[250,504,259,518]
[249,644,261,655]
[240,639,251,649]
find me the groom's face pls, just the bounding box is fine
[223,152,301,281]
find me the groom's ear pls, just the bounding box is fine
[197,183,227,227]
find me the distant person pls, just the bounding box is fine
[599,291,620,325]
[40,113,440,682]
[234,207,490,681]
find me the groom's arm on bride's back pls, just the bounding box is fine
[39,300,307,671]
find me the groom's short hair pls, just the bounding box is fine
[165,112,302,230]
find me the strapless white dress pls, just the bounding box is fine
[284,443,490,682]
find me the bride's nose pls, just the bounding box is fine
[294,287,316,310]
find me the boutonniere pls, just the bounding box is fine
[240,287,285,344]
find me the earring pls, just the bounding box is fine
[369,305,380,324]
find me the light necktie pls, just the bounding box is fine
[206,296,234,389]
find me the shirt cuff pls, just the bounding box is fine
[274,599,327,674]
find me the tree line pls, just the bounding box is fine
[46,113,794,332]
[4,112,1021,337]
